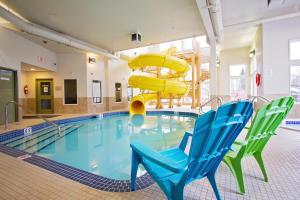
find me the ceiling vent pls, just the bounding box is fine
[131,33,141,43]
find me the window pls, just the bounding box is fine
[92,80,102,103]
[290,66,300,102]
[115,83,122,102]
[127,86,133,101]
[182,38,193,51]
[185,69,192,81]
[290,40,300,60]
[170,40,182,52]
[290,40,300,102]
[196,36,209,48]
[201,80,210,103]
[64,79,77,104]
[159,42,171,51]
[201,63,210,103]
[229,65,247,100]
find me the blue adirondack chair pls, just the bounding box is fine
[130,101,253,200]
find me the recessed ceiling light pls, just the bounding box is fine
[30,68,35,71]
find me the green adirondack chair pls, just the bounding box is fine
[223,96,294,194]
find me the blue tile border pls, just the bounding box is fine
[0,110,199,192]
[285,120,300,125]
[0,143,154,192]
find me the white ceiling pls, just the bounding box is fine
[2,0,205,52]
[2,0,300,53]
[222,0,300,26]
[220,0,300,50]
[220,26,258,50]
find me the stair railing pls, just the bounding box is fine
[4,100,61,132]
[199,96,223,114]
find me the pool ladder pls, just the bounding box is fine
[199,97,223,114]
[3,100,61,132]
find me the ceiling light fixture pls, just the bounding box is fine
[249,49,255,58]
[89,57,96,64]
[30,68,35,71]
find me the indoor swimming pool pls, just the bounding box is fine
[1,112,196,181]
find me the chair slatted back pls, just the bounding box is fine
[244,96,294,155]
[187,101,253,180]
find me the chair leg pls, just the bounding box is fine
[170,185,184,200]
[253,152,268,182]
[131,150,141,191]
[207,173,222,200]
[224,158,245,194]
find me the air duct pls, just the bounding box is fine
[207,0,224,43]
[0,4,117,59]
[196,0,223,44]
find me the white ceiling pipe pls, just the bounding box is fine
[0,5,118,59]
[196,0,216,45]
[207,0,224,43]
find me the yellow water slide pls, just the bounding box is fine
[128,53,189,115]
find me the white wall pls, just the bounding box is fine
[108,59,131,98]
[20,52,88,100]
[219,47,250,96]
[262,16,300,95]
[86,54,106,97]
[250,26,263,96]
[0,27,56,71]
[0,26,57,100]
[56,53,87,98]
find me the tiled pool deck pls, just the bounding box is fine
[0,112,299,199]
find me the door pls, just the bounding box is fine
[0,68,17,125]
[36,79,54,114]
[115,82,122,102]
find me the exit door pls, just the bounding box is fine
[0,68,17,125]
[36,79,54,114]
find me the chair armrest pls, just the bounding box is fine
[179,131,193,151]
[234,140,246,146]
[131,142,185,173]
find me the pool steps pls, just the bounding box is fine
[1,125,59,145]
[2,124,82,154]
[11,125,73,149]
[25,125,82,153]
[3,126,59,146]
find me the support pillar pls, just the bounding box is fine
[191,55,196,109]
[156,66,163,109]
[210,43,218,109]
[104,57,111,111]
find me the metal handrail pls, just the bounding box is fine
[250,96,272,103]
[199,96,223,114]
[249,96,272,123]
[4,100,60,132]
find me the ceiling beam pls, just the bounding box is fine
[195,0,217,46]
[196,0,218,95]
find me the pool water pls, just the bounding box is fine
[36,113,195,180]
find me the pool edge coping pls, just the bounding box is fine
[0,110,199,192]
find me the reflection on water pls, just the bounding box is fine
[37,114,195,180]
[131,114,145,127]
